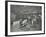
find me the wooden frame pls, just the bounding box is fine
[5,1,45,36]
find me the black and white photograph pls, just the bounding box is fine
[10,5,42,32]
[6,1,45,36]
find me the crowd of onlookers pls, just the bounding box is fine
[11,13,42,31]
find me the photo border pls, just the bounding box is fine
[5,1,45,36]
